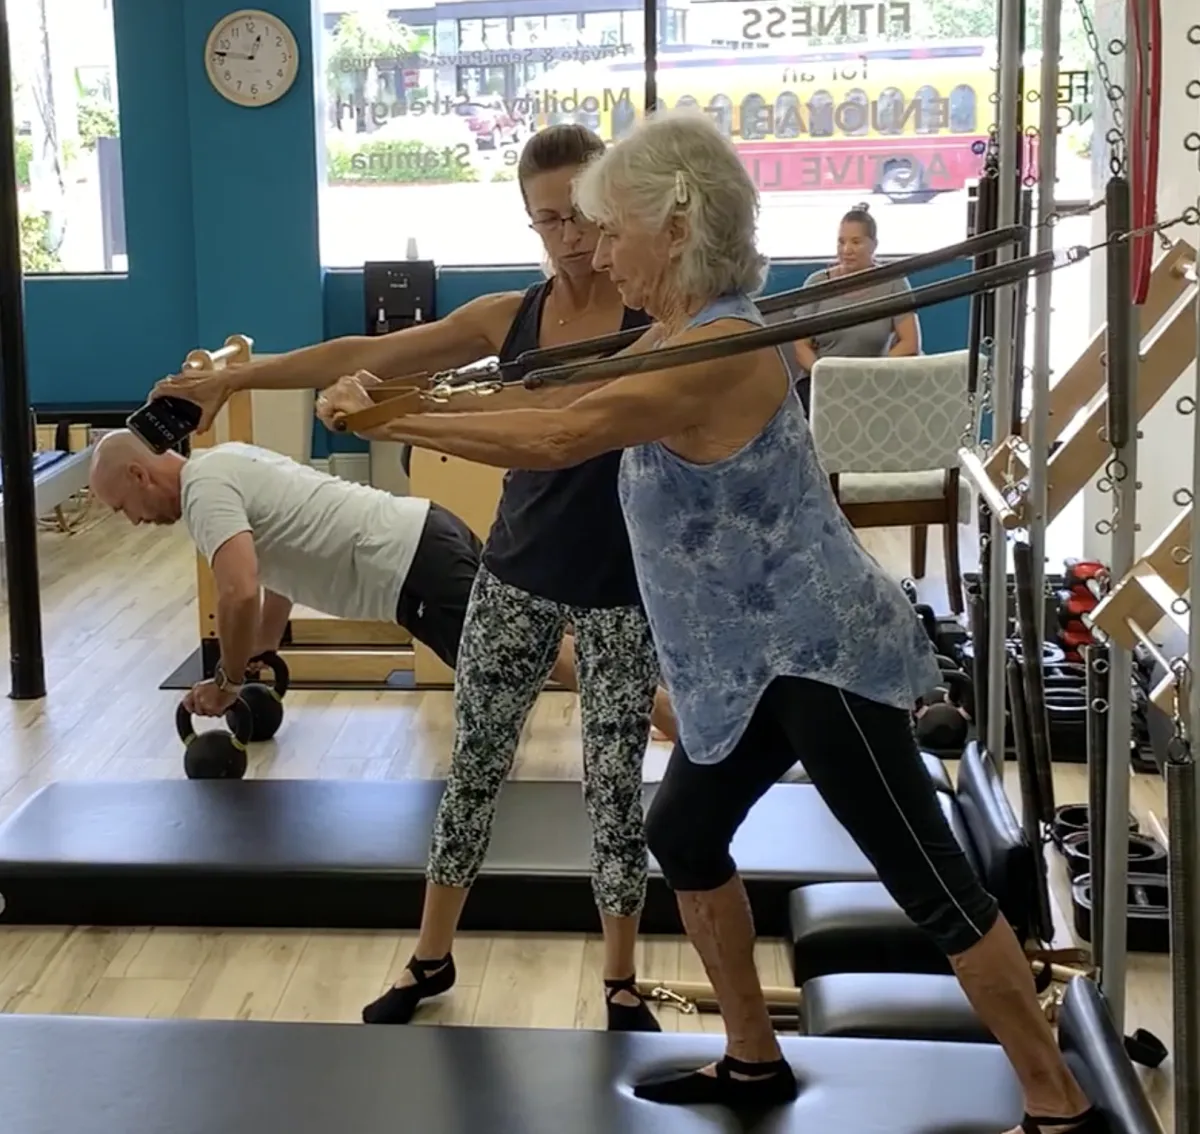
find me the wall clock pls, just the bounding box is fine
[205,9,299,108]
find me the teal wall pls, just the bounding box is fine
[24,0,323,404]
[21,0,974,459]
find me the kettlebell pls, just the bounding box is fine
[230,651,290,742]
[178,698,253,780]
[912,602,937,646]
[915,669,973,751]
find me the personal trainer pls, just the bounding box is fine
[150,124,670,1034]
[318,110,1108,1134]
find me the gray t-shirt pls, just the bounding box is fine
[793,268,913,377]
[181,442,431,623]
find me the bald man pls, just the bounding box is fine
[90,431,543,717]
[90,432,678,733]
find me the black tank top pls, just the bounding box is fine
[481,279,651,608]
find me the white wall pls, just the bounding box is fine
[1082,0,1200,561]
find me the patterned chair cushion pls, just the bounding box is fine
[837,471,974,517]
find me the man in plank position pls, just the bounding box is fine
[89,430,677,734]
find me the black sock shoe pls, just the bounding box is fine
[1022,1107,1109,1133]
[633,1054,797,1107]
[361,953,455,1024]
[604,976,661,1033]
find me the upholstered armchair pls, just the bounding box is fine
[808,351,973,614]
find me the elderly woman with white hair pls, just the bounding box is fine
[319,112,1104,1132]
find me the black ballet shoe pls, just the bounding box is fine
[604,976,661,1033]
[361,953,456,1025]
[1022,1106,1110,1133]
[632,1054,797,1107]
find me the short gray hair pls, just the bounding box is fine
[574,109,769,300]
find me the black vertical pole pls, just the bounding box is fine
[0,0,46,700]
[643,0,658,114]
[966,173,998,401]
[1105,177,1133,450]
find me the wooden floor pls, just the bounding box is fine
[0,503,1175,1126]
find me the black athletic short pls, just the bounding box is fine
[394,502,482,668]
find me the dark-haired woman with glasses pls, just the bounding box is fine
[792,202,921,411]
[332,125,669,1033]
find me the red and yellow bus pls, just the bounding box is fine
[523,42,1069,198]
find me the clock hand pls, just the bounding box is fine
[248,33,261,60]
[214,50,253,60]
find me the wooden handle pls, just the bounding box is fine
[182,334,254,372]
[334,389,426,433]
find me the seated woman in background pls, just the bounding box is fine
[792,202,921,412]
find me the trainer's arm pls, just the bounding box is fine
[157,293,523,398]
[257,589,294,654]
[372,324,735,469]
[352,324,667,439]
[209,533,262,682]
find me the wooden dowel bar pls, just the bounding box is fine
[958,447,1025,529]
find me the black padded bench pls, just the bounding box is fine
[0,977,1159,1134]
[0,751,953,934]
[800,971,993,1044]
[789,742,1032,983]
[0,775,907,934]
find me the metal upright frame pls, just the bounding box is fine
[1085,13,1200,1117]
[1178,182,1200,1133]
[1174,75,1200,1124]
[986,0,1027,771]
[1088,204,1200,1133]
[1028,0,1061,647]
[1095,0,1151,1030]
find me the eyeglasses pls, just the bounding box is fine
[528,209,590,234]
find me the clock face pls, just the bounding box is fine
[206,9,299,107]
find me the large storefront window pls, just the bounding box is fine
[316,0,1096,267]
[318,0,649,266]
[9,0,126,274]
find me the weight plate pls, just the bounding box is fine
[1060,831,1167,881]
[1052,802,1138,846]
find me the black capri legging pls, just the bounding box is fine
[645,675,1000,957]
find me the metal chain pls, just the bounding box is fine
[1082,207,1200,255]
[1156,28,1200,753]
[971,336,996,453]
[1070,0,1128,175]
[1091,201,1196,539]
[1188,29,1200,172]
[1040,197,1186,253]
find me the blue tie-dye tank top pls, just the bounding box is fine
[617,293,942,765]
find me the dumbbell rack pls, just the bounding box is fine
[927,570,1161,769]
